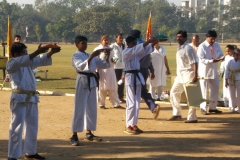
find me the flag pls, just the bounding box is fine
[7,16,12,60]
[146,11,152,40]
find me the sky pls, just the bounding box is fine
[4,0,181,6]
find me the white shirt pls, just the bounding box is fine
[110,42,124,69]
[219,55,234,74]
[150,46,167,87]
[189,42,199,62]
[123,43,153,86]
[225,59,240,81]
[72,51,110,88]
[176,42,197,83]
[7,53,52,103]
[197,40,224,79]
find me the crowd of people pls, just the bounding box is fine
[6,29,240,160]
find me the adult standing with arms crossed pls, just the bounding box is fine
[197,30,225,115]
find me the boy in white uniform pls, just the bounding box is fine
[70,36,110,146]
[123,36,160,135]
[219,45,234,107]
[197,30,225,115]
[7,43,61,160]
[168,30,198,123]
[225,48,240,113]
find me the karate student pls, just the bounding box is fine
[123,36,160,135]
[70,35,111,146]
[7,43,61,160]
[168,30,198,123]
[149,43,171,100]
[197,30,225,115]
[225,48,240,113]
[110,33,126,103]
[94,35,122,109]
[219,45,234,107]
[129,29,158,114]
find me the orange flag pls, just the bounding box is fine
[146,12,152,40]
[7,16,12,60]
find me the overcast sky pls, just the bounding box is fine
[4,0,181,6]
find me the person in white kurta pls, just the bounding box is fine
[197,30,224,114]
[94,35,121,109]
[149,44,170,100]
[219,45,234,107]
[169,30,198,123]
[122,36,160,135]
[71,36,111,146]
[225,49,240,113]
[110,33,126,102]
[7,42,60,160]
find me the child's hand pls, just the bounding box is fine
[50,47,61,54]
[225,80,229,88]
[37,44,49,53]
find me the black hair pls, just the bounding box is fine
[14,35,21,39]
[177,30,187,38]
[115,33,125,49]
[192,34,199,39]
[129,30,141,38]
[233,45,237,49]
[75,35,88,44]
[226,45,235,51]
[11,42,27,57]
[115,33,123,38]
[233,48,240,54]
[206,30,217,37]
[126,36,137,44]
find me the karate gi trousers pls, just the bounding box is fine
[8,102,38,159]
[228,81,240,110]
[126,84,142,127]
[72,85,97,132]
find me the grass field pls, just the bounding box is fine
[0,43,235,94]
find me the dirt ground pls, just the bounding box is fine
[1,90,240,160]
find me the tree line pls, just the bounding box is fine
[0,0,240,43]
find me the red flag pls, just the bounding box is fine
[146,12,152,40]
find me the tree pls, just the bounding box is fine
[74,6,131,38]
[34,23,42,42]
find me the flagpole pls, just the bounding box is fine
[7,15,12,60]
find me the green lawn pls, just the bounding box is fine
[0,43,234,94]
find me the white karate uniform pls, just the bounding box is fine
[149,46,166,99]
[170,42,198,120]
[94,44,120,107]
[72,51,110,132]
[197,41,224,110]
[224,59,240,111]
[219,55,234,106]
[123,43,153,127]
[7,54,52,159]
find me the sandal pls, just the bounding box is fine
[84,133,102,142]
